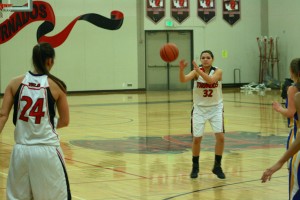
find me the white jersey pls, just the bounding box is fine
[193,66,223,106]
[13,71,59,146]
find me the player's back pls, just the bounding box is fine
[13,71,59,146]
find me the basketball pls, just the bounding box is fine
[160,43,179,62]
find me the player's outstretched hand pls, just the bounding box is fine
[179,59,188,70]
[261,162,283,183]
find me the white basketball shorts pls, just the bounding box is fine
[6,144,71,200]
[192,102,224,137]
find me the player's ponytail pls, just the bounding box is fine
[289,58,300,90]
[32,43,67,93]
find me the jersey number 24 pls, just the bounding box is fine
[19,96,45,124]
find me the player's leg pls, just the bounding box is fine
[287,128,295,170]
[212,132,225,179]
[29,146,71,200]
[215,133,224,155]
[191,105,205,178]
[6,145,32,200]
[290,151,300,199]
[209,103,225,179]
[191,136,202,178]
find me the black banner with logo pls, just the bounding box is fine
[223,0,240,25]
[197,0,216,23]
[171,0,189,23]
[146,0,165,23]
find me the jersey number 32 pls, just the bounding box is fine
[203,89,213,97]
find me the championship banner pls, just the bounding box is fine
[146,0,165,23]
[0,1,124,47]
[171,0,189,23]
[197,0,216,23]
[223,0,240,25]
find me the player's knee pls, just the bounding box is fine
[215,133,225,143]
[193,136,202,144]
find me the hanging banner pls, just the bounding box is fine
[171,0,190,23]
[197,0,216,23]
[146,0,165,23]
[223,0,240,25]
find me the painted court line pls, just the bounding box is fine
[72,195,86,200]
[163,175,286,200]
[0,172,8,177]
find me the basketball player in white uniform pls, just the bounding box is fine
[0,43,71,199]
[179,50,225,179]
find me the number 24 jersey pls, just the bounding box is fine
[13,71,59,146]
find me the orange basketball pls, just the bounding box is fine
[160,43,179,62]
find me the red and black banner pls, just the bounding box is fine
[146,0,165,23]
[197,0,216,23]
[223,0,240,25]
[0,1,124,47]
[171,0,189,23]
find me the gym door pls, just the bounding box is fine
[145,31,193,90]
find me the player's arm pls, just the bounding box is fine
[273,86,297,117]
[179,59,197,83]
[192,61,222,84]
[261,92,300,183]
[56,90,69,129]
[0,80,15,133]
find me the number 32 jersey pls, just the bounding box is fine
[193,66,223,106]
[13,71,59,146]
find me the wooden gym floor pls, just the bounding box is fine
[0,88,291,199]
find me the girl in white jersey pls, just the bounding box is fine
[179,50,225,179]
[0,42,71,199]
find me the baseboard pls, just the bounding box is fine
[223,83,248,88]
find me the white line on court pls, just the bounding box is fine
[72,195,86,200]
[0,171,8,177]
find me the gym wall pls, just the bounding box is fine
[0,0,298,92]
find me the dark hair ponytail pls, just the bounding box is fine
[32,42,67,93]
[290,58,300,90]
